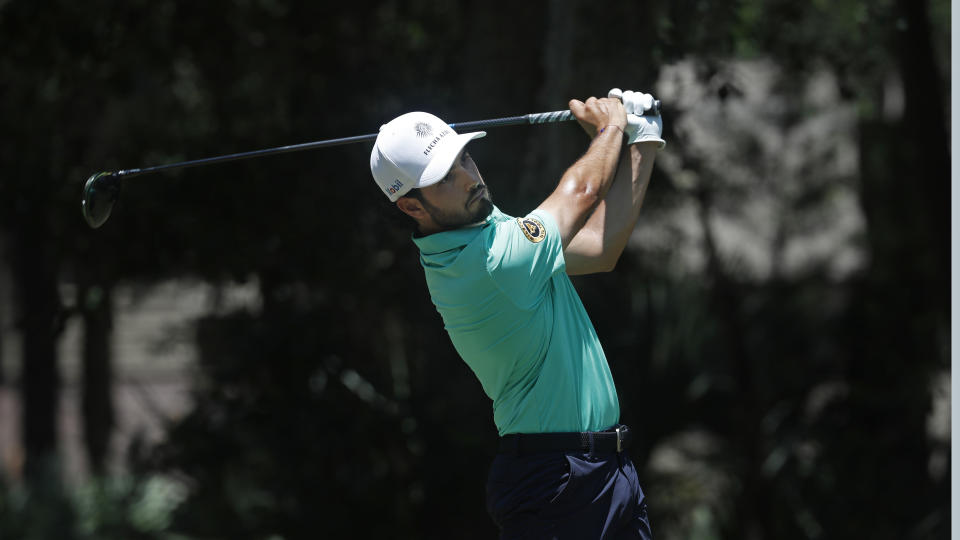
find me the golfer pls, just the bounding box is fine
[370,89,664,539]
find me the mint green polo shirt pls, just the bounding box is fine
[413,206,620,436]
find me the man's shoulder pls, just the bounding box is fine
[487,207,558,246]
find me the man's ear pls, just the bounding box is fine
[396,197,425,220]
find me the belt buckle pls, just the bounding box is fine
[615,426,626,453]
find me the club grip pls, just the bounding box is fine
[526,100,662,125]
[525,110,574,124]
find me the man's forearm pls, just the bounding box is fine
[564,142,657,274]
[561,126,626,202]
[596,141,656,238]
[538,125,626,247]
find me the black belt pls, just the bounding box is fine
[499,425,633,456]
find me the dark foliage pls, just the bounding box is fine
[0,0,948,538]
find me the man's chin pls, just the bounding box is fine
[471,198,494,222]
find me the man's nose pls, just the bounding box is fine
[462,174,479,191]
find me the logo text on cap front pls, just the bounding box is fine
[423,129,451,156]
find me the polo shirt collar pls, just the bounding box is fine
[413,206,507,254]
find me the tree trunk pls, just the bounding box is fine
[893,0,949,320]
[695,183,766,540]
[11,221,61,478]
[80,282,114,474]
[0,319,5,387]
[519,0,579,201]
[0,234,9,387]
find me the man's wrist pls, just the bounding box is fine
[588,120,629,149]
[627,140,662,149]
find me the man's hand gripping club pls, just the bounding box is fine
[568,96,629,139]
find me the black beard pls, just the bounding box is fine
[421,188,494,230]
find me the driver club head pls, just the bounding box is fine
[81,172,121,228]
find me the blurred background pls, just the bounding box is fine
[0,0,950,538]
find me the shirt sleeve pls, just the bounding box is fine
[485,209,566,310]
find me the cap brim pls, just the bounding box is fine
[417,131,486,189]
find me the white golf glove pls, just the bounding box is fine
[608,88,666,148]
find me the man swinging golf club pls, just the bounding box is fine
[370,88,664,539]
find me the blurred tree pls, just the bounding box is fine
[624,0,950,538]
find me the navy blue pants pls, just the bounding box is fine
[486,449,652,539]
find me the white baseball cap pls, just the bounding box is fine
[370,111,486,202]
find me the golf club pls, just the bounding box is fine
[82,99,661,228]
